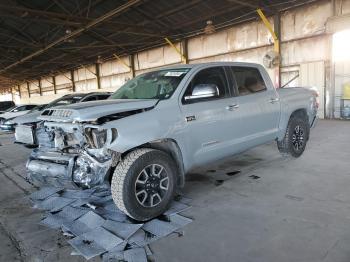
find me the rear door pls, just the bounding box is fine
[229,66,280,146]
[179,66,240,168]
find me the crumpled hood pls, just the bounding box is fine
[12,111,42,124]
[38,99,158,122]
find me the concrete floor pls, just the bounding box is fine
[0,120,350,262]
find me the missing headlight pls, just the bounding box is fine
[91,129,107,148]
[85,127,118,149]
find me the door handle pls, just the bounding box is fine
[226,104,239,111]
[269,98,279,104]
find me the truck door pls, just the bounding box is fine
[229,66,280,147]
[179,66,240,168]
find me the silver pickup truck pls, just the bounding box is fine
[24,62,318,221]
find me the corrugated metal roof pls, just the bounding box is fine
[0,0,316,90]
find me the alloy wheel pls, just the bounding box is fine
[134,164,169,207]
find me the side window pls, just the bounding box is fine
[182,67,229,103]
[83,96,97,102]
[15,106,27,112]
[231,67,267,96]
[96,94,110,100]
[26,105,37,110]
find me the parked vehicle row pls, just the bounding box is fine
[0,104,38,131]
[0,92,111,134]
[19,62,318,221]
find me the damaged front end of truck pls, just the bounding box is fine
[25,99,156,188]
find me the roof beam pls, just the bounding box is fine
[225,0,259,8]
[0,0,142,74]
[0,4,157,32]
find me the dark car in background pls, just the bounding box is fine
[0,101,15,113]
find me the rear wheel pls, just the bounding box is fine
[277,116,309,158]
[111,148,177,221]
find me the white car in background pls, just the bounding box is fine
[0,105,38,130]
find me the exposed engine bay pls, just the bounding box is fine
[25,98,158,189]
[27,119,121,188]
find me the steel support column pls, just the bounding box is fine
[182,39,189,64]
[274,12,281,88]
[38,78,42,96]
[257,8,281,88]
[26,81,30,98]
[70,70,76,92]
[95,63,101,89]
[130,54,135,78]
[53,76,57,94]
[165,37,187,64]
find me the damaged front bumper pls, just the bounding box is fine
[27,149,116,189]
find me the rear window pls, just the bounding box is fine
[231,67,267,96]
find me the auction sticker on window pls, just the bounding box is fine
[165,71,186,77]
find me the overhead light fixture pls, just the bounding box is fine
[65,28,75,43]
[96,56,103,64]
[204,20,216,34]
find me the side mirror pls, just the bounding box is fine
[184,84,219,101]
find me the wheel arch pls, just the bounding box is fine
[290,108,308,121]
[120,138,186,188]
[278,107,309,141]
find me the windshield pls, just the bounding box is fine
[46,96,83,108]
[28,104,47,113]
[4,106,16,112]
[110,68,190,100]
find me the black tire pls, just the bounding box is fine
[277,116,309,158]
[111,148,177,221]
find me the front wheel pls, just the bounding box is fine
[277,116,309,158]
[111,148,177,221]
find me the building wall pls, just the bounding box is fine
[4,0,349,118]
